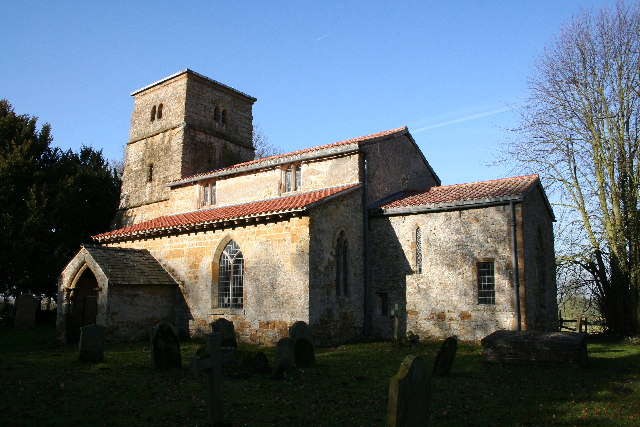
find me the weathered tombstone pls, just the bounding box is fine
[289,321,315,366]
[78,324,106,363]
[149,322,182,369]
[14,294,38,329]
[271,337,299,379]
[390,303,405,341]
[190,333,223,426]
[210,318,237,348]
[481,330,588,366]
[244,351,270,374]
[433,336,457,376]
[387,355,430,427]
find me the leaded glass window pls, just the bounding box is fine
[218,240,243,309]
[416,227,423,274]
[477,261,495,305]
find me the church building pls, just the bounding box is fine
[57,70,557,345]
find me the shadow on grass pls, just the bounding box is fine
[1,326,638,426]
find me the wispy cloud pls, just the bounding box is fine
[413,106,512,133]
[315,34,330,42]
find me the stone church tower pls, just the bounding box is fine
[114,70,257,227]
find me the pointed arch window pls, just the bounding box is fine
[218,240,243,308]
[415,227,423,274]
[335,231,349,296]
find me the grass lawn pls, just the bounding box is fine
[1,326,638,426]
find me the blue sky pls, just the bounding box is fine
[0,0,620,185]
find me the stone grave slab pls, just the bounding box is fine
[433,336,457,375]
[481,330,588,366]
[78,324,106,363]
[211,318,237,348]
[190,332,223,426]
[271,337,299,379]
[149,322,182,369]
[387,355,430,427]
[14,294,38,329]
[288,321,315,366]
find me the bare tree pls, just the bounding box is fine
[507,2,640,335]
[253,124,283,159]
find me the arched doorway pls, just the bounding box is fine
[66,267,99,344]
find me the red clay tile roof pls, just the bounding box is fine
[377,175,540,211]
[169,127,408,186]
[93,184,360,242]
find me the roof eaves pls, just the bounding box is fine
[376,194,525,216]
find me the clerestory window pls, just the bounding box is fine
[218,240,243,309]
[284,164,302,193]
[201,181,216,207]
[477,261,495,305]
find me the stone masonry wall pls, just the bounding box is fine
[107,284,177,342]
[370,205,518,340]
[521,186,557,331]
[108,215,311,346]
[362,135,438,205]
[308,189,364,345]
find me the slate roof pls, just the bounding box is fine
[82,244,176,286]
[94,183,360,242]
[375,175,542,213]
[168,127,409,186]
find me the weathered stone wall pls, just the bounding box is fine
[308,189,364,345]
[108,215,311,345]
[107,284,177,341]
[362,135,438,205]
[521,186,557,331]
[370,205,517,340]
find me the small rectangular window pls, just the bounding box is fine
[415,227,423,274]
[477,261,495,305]
[379,292,389,316]
[284,164,301,193]
[201,181,216,207]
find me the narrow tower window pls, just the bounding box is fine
[146,164,154,182]
[157,103,163,119]
[214,106,220,122]
[150,105,156,122]
[221,109,228,125]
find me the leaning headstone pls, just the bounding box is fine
[481,330,588,366]
[78,324,106,363]
[289,321,315,366]
[210,318,237,348]
[271,337,299,379]
[433,336,458,375]
[387,355,430,427]
[149,322,182,369]
[190,333,223,426]
[14,294,38,329]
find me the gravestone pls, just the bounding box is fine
[210,318,237,348]
[243,351,270,374]
[14,294,38,329]
[190,333,223,426]
[288,321,315,366]
[433,336,457,375]
[78,324,106,363]
[271,337,299,379]
[387,355,430,427]
[481,330,588,366]
[149,322,182,369]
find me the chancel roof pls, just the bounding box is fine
[93,184,360,242]
[82,245,176,286]
[375,175,544,213]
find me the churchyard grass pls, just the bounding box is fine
[1,326,638,426]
